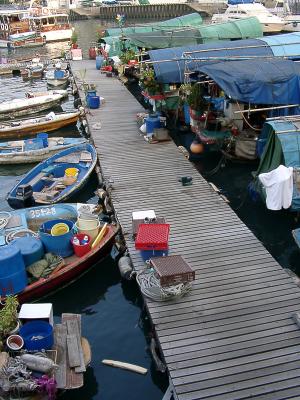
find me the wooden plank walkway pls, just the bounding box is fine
[71,60,300,400]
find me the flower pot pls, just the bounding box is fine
[6,334,24,351]
[9,320,20,335]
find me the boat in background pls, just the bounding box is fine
[212,3,284,32]
[20,55,45,80]
[0,136,87,164]
[26,89,68,99]
[0,7,72,49]
[0,111,80,139]
[0,93,65,120]
[7,143,97,209]
[46,62,70,88]
[0,203,118,303]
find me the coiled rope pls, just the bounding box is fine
[136,268,192,302]
[0,211,11,230]
[5,229,39,244]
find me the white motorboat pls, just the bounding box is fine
[212,3,284,32]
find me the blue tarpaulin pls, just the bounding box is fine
[148,32,300,83]
[197,59,300,105]
[228,0,254,4]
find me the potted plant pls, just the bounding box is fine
[71,30,78,49]
[140,67,163,99]
[187,84,207,132]
[0,295,20,340]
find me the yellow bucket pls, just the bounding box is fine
[51,222,70,236]
[65,168,79,177]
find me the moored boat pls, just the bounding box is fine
[46,68,70,89]
[0,93,65,120]
[0,111,80,139]
[0,136,87,164]
[7,143,97,209]
[0,203,118,303]
[25,89,68,99]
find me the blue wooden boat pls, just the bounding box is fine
[0,137,87,164]
[7,143,97,209]
[0,203,118,303]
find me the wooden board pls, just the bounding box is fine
[71,60,300,400]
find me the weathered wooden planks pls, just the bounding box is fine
[72,60,300,400]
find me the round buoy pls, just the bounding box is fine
[190,141,204,154]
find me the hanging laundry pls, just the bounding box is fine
[258,165,293,211]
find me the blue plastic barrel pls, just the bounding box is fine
[96,55,104,70]
[20,320,53,351]
[0,244,27,296]
[37,133,48,148]
[11,237,44,267]
[39,219,74,257]
[145,113,161,135]
[183,103,190,125]
[88,95,100,109]
[54,69,64,79]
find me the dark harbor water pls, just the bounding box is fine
[1,17,300,400]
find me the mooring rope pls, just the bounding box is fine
[136,268,192,302]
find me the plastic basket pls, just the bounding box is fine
[135,223,170,250]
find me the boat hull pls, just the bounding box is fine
[43,29,73,42]
[47,78,69,89]
[16,225,117,303]
[0,113,80,139]
[0,138,86,165]
[0,99,62,120]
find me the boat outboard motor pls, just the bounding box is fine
[15,184,35,208]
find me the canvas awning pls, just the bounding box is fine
[103,13,203,37]
[148,32,300,83]
[197,58,300,104]
[126,17,262,50]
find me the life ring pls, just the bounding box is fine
[0,24,4,31]
[42,7,49,15]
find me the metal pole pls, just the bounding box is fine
[234,104,300,114]
[266,114,300,121]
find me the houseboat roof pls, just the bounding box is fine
[148,32,300,83]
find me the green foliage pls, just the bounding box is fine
[140,68,161,95]
[120,49,136,65]
[0,295,19,338]
[71,30,78,44]
[187,84,207,112]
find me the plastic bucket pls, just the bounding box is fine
[37,132,48,148]
[39,219,74,257]
[77,217,99,230]
[65,168,79,177]
[54,69,64,79]
[88,95,100,109]
[96,55,104,70]
[20,320,53,351]
[74,220,100,242]
[72,233,91,257]
[51,222,70,236]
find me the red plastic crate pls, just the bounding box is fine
[135,223,170,250]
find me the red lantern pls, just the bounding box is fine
[190,141,205,154]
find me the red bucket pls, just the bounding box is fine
[71,234,91,257]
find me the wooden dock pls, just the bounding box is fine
[71,60,300,400]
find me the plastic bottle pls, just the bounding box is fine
[81,235,89,245]
[73,237,80,246]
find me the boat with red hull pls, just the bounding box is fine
[0,203,118,303]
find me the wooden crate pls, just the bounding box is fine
[150,255,195,287]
